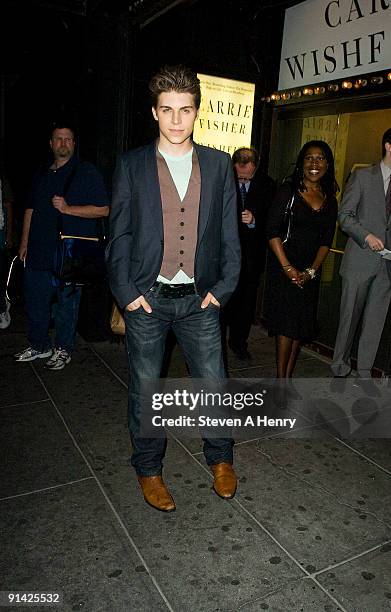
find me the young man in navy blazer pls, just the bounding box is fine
[106,65,241,512]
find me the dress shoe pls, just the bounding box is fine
[137,475,176,512]
[211,463,237,499]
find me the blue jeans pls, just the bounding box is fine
[24,267,81,353]
[125,288,234,476]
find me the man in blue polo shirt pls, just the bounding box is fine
[16,122,109,370]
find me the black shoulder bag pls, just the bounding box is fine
[53,164,106,285]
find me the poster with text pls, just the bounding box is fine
[193,74,255,155]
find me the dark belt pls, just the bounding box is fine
[151,281,196,299]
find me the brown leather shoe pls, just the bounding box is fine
[137,475,176,512]
[211,463,237,499]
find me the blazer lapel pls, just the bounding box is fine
[145,141,164,238]
[194,143,212,246]
[372,164,387,222]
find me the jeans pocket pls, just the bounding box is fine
[125,305,143,315]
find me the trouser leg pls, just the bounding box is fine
[227,280,258,350]
[124,293,171,476]
[173,294,234,466]
[55,284,82,353]
[24,268,53,351]
[356,266,391,377]
[331,276,372,376]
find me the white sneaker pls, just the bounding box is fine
[45,348,61,368]
[15,346,53,362]
[45,348,71,371]
[0,299,10,330]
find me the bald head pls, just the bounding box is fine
[233,147,259,182]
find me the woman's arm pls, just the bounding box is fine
[266,184,302,285]
[19,208,33,261]
[310,245,330,272]
[269,237,301,285]
[297,245,330,286]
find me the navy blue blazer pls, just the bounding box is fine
[106,141,241,309]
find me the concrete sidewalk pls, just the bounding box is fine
[1,314,391,612]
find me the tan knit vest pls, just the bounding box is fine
[156,149,201,280]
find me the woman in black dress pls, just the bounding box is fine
[265,140,338,378]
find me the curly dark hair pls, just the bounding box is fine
[291,140,339,200]
[149,65,201,109]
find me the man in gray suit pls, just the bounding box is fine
[331,128,391,378]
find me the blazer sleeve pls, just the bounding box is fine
[338,170,370,249]
[105,155,140,308]
[208,157,241,305]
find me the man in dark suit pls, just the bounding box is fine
[332,128,391,378]
[224,147,275,361]
[106,65,241,512]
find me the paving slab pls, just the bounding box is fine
[2,321,389,611]
[30,349,131,472]
[232,356,332,379]
[228,440,390,571]
[252,438,391,524]
[0,330,28,357]
[89,339,130,383]
[1,400,90,498]
[339,439,391,474]
[83,443,305,612]
[0,480,168,612]
[230,577,343,611]
[316,542,391,612]
[1,354,48,406]
[17,354,306,610]
[288,386,391,449]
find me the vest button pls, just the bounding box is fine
[181,208,185,212]
[180,250,184,254]
[180,236,184,240]
[179,263,183,267]
[180,222,184,226]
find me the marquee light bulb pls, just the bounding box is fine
[354,79,367,89]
